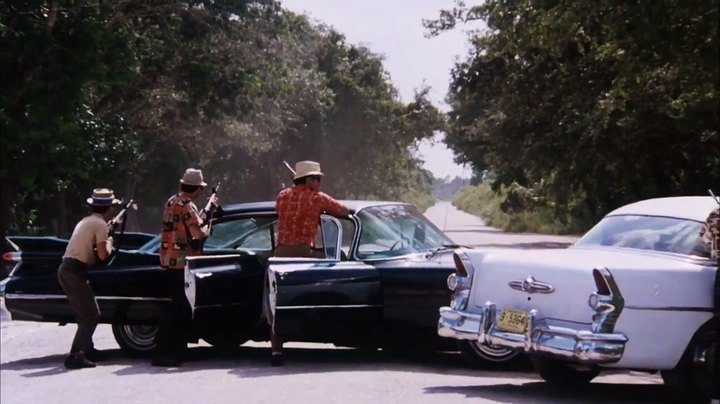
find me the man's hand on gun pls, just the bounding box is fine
[200,183,222,232]
[205,194,220,216]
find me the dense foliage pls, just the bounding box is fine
[1,0,442,237]
[427,0,719,229]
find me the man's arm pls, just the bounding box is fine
[319,193,349,217]
[96,238,114,260]
[185,204,211,240]
[94,221,113,260]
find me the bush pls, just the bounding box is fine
[452,183,589,235]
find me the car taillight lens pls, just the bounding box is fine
[2,252,21,262]
[592,268,611,295]
[453,253,467,277]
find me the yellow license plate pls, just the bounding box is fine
[496,308,528,333]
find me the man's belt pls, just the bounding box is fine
[61,257,90,273]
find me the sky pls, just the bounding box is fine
[280,0,477,179]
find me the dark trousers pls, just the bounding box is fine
[153,269,191,360]
[58,258,100,353]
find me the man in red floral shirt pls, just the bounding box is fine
[275,161,348,257]
[267,160,348,365]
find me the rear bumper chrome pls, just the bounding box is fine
[438,303,628,364]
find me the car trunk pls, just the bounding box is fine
[468,247,712,326]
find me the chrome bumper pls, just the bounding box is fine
[438,303,628,364]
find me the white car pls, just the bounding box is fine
[438,196,718,402]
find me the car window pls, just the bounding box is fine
[574,215,710,257]
[340,218,355,257]
[138,235,160,253]
[205,217,276,251]
[235,221,276,251]
[311,217,343,259]
[356,204,454,259]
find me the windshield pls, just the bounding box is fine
[574,215,710,258]
[356,204,454,259]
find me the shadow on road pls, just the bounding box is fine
[424,381,672,404]
[1,344,530,378]
[1,345,670,403]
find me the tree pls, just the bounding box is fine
[426,0,719,224]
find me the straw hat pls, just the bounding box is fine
[293,161,324,180]
[86,188,121,206]
[179,168,207,186]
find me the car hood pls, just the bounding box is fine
[467,246,714,319]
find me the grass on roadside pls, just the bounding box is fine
[452,183,585,235]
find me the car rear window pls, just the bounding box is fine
[574,215,710,258]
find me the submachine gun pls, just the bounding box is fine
[107,199,137,236]
[200,182,222,232]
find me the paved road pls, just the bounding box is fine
[424,202,579,249]
[0,202,670,404]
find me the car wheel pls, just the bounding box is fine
[458,340,521,366]
[111,322,158,356]
[660,320,717,403]
[531,356,600,385]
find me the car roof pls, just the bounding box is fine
[606,196,718,222]
[221,200,412,215]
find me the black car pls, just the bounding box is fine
[1,200,519,365]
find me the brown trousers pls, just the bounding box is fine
[58,259,101,353]
[273,244,324,258]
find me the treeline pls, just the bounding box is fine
[1,0,443,237]
[426,0,719,231]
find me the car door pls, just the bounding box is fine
[269,216,382,344]
[184,214,275,326]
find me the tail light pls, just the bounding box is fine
[588,267,624,333]
[3,252,21,262]
[452,250,475,277]
[592,268,611,295]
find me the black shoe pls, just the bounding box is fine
[64,353,96,370]
[151,356,182,367]
[271,353,284,367]
[85,348,110,362]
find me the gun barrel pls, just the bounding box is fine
[283,161,296,176]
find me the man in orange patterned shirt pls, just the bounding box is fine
[267,160,348,365]
[153,168,218,367]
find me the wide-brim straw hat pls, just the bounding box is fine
[293,160,324,180]
[87,188,122,206]
[179,168,208,186]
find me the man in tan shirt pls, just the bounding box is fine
[58,188,119,369]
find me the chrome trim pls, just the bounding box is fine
[7,261,21,278]
[438,302,628,364]
[591,267,624,333]
[508,276,555,294]
[277,304,382,310]
[624,305,713,312]
[320,215,344,261]
[5,293,170,302]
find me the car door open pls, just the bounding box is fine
[268,215,382,344]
